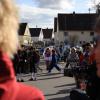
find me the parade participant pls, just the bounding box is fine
[48,49,61,73]
[29,47,38,81]
[0,0,44,99]
[44,47,52,70]
[17,48,25,82]
[35,50,42,72]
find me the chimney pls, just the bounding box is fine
[73,11,75,15]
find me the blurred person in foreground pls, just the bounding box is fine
[0,0,44,100]
[93,16,100,100]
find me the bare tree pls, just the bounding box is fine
[90,0,100,13]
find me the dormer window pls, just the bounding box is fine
[90,32,94,36]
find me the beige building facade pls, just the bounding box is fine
[55,31,95,45]
[18,23,31,46]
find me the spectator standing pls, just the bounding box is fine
[65,47,79,68]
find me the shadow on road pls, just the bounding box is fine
[37,72,62,77]
[38,75,63,81]
[48,96,70,100]
[55,83,76,88]
[45,88,72,97]
[45,87,75,100]
[17,72,62,78]
[20,75,63,82]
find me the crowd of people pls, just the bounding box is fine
[64,43,97,100]
[12,41,99,100]
[13,45,64,82]
[13,46,41,81]
[69,17,100,100]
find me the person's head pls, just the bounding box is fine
[94,16,100,77]
[71,47,76,53]
[0,0,19,57]
[52,49,55,54]
[45,47,50,54]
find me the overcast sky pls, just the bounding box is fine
[15,0,100,28]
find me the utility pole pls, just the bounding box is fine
[88,8,91,13]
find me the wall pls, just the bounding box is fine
[54,31,95,45]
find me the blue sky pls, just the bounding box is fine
[16,0,99,28]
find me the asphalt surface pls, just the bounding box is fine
[18,62,76,100]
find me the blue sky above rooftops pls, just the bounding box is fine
[16,0,99,28]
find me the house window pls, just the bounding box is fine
[90,32,94,36]
[81,32,84,34]
[80,41,82,44]
[64,32,68,36]
[90,41,93,44]
[83,41,85,44]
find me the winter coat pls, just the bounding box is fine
[68,52,79,62]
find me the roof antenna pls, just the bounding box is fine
[88,8,91,13]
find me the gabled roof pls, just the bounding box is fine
[58,13,98,31]
[18,23,27,35]
[29,28,41,37]
[42,29,53,39]
[54,17,57,32]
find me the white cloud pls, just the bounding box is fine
[16,0,75,28]
[17,1,74,17]
[16,0,100,28]
[33,0,75,10]
[17,4,56,27]
[86,0,100,8]
[60,0,75,9]
[85,0,100,13]
[94,0,100,4]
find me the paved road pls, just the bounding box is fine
[19,62,76,100]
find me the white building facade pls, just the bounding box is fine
[54,13,98,46]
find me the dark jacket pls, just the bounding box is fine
[70,89,90,100]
